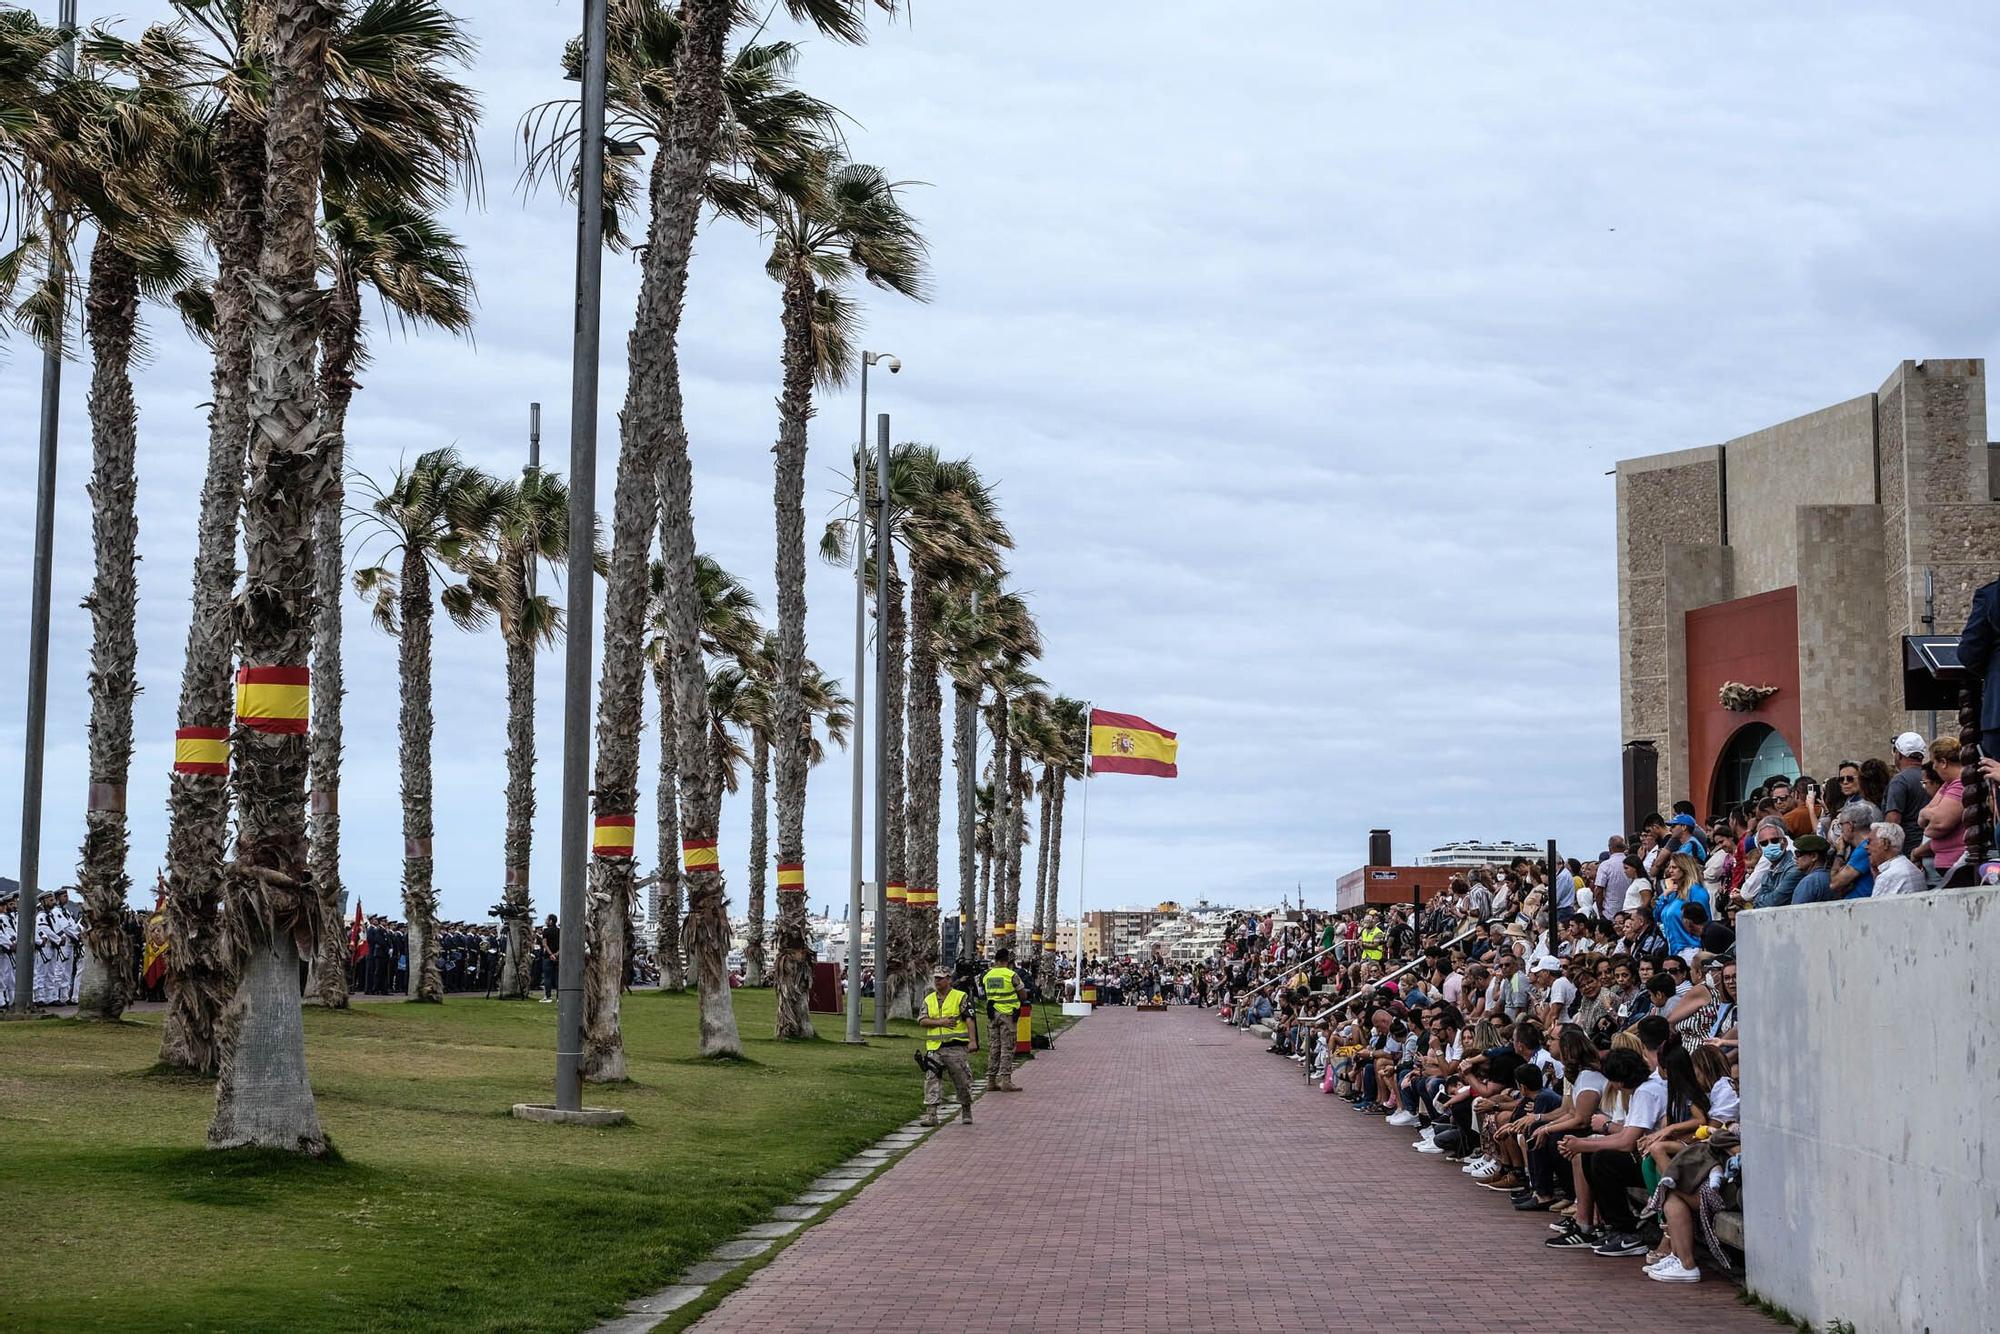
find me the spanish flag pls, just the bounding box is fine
[1089,709,1177,778]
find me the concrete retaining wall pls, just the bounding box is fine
[1740,889,1998,1333]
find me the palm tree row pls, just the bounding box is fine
[2,0,1099,1146]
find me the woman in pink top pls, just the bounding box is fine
[1918,737,1968,882]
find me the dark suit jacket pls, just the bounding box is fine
[1960,578,2000,735]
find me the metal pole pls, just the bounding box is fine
[13,0,77,1017]
[1545,838,1559,957]
[553,0,608,1111]
[1923,566,1938,739]
[1074,703,1092,1000]
[844,361,870,1044]
[871,412,892,1036]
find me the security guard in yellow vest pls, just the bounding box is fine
[980,948,1024,1093]
[919,965,977,1126]
[1359,912,1386,964]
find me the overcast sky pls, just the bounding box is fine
[3,1,1997,925]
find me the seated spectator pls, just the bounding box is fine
[1743,817,1795,908]
[1655,854,1710,954]
[1787,834,1835,904]
[1868,821,1924,898]
[1549,1046,1659,1253]
[1827,799,1883,898]
[1914,737,1968,887]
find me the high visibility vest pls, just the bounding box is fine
[1360,927,1385,962]
[982,966,1021,1013]
[925,988,970,1050]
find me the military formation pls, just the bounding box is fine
[350,916,507,995]
[0,890,81,1007]
[916,947,1034,1127]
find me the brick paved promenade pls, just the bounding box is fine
[695,1006,1774,1332]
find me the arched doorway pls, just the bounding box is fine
[1709,722,1800,814]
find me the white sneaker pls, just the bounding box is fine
[1385,1110,1419,1128]
[1460,1156,1490,1174]
[1470,1162,1505,1180]
[1646,1256,1700,1283]
[1415,1140,1446,1154]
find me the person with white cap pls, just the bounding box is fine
[1884,731,1930,843]
[917,964,978,1127]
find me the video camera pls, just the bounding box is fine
[489,903,533,923]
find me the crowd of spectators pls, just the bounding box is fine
[1201,729,1996,1289]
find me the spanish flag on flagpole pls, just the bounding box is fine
[1088,709,1177,778]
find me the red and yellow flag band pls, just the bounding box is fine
[777,862,805,893]
[593,815,635,858]
[173,726,230,775]
[236,666,310,734]
[886,881,907,904]
[682,839,719,872]
[908,887,938,906]
[1088,708,1177,778]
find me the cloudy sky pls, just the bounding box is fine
[3,1,1997,925]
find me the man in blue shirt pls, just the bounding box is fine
[1829,802,1880,899]
[1667,812,1708,863]
[1788,835,1835,905]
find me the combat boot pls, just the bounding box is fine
[919,1109,939,1127]
[959,1101,974,1125]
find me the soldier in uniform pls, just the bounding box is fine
[918,965,977,1127]
[980,947,1025,1093]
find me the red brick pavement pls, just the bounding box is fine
[694,1007,1776,1332]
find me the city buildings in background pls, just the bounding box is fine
[1616,357,1997,821]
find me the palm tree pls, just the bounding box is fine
[351,447,502,1004]
[644,553,759,992]
[524,0,886,1060]
[936,581,1039,960]
[1,15,203,1022]
[896,451,1008,993]
[760,151,926,1034]
[972,779,994,954]
[997,684,1047,960]
[308,190,472,1009]
[100,0,480,1074]
[205,0,335,1156]
[1036,695,1088,991]
[463,467,573,999]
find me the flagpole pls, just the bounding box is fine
[1074,703,1091,1002]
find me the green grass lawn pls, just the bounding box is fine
[0,989,1000,1334]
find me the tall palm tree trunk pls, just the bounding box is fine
[622,0,737,1059]
[1029,766,1052,978]
[397,547,442,1002]
[498,578,537,999]
[953,681,977,962]
[161,103,263,1074]
[744,734,769,986]
[652,654,685,990]
[770,263,814,1037]
[881,556,912,1018]
[74,234,141,1023]
[208,0,330,1155]
[1042,774,1066,992]
[1004,748,1027,955]
[308,271,359,1010]
[988,700,1011,951]
[905,570,944,986]
[977,843,992,955]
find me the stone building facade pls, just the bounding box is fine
[1616,359,1998,818]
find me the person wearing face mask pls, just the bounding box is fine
[1744,818,1796,909]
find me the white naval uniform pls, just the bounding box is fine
[56,907,81,1003]
[0,911,14,1007]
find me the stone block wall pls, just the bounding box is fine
[1724,394,1877,597]
[1794,505,1893,779]
[1616,446,1724,794]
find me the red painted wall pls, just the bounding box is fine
[1684,587,1801,822]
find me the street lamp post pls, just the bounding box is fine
[551,0,609,1112]
[12,0,78,1018]
[871,410,893,1038]
[847,351,897,1043]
